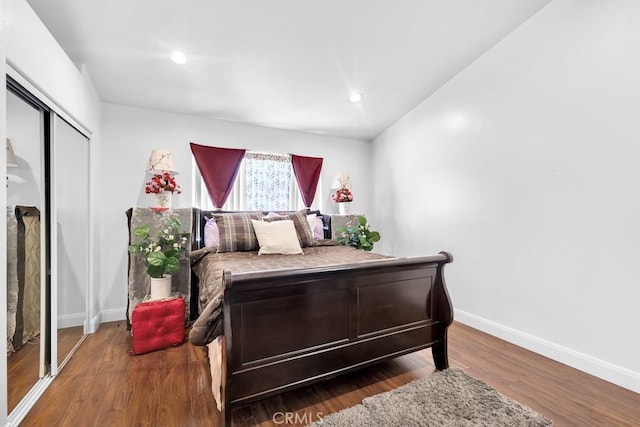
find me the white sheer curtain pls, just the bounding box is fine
[199,151,321,211]
[222,152,290,210]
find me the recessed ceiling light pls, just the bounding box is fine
[349,92,363,103]
[171,51,187,64]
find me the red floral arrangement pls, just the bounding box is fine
[145,172,181,194]
[331,187,353,203]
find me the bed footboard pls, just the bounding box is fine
[220,251,453,424]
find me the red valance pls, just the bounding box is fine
[190,143,246,208]
[291,154,323,208]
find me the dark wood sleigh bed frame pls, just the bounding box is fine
[190,209,454,426]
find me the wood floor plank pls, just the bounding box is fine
[8,326,86,414]
[19,321,640,426]
[7,337,40,413]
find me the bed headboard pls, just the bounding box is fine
[190,208,331,250]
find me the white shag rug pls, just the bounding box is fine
[309,368,552,426]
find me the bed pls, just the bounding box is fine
[188,208,454,425]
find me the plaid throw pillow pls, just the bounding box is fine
[264,210,315,248]
[215,212,262,253]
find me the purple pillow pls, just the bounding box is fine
[314,217,324,240]
[204,217,220,248]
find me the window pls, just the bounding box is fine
[197,151,322,212]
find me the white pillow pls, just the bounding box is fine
[306,214,317,233]
[251,219,303,255]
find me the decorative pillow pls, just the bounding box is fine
[251,219,303,255]
[305,213,324,240]
[214,212,262,253]
[306,214,317,234]
[314,216,325,240]
[265,210,315,247]
[204,217,220,248]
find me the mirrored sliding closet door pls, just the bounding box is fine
[6,78,49,414]
[51,115,89,373]
[5,74,91,420]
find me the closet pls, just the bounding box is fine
[5,75,90,421]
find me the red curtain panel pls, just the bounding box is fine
[291,154,323,208]
[190,143,246,208]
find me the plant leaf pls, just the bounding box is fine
[164,248,178,258]
[147,264,164,278]
[165,257,180,274]
[147,251,166,266]
[368,231,381,242]
[359,236,371,248]
[133,225,150,239]
[169,217,181,230]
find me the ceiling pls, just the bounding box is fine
[26,0,551,141]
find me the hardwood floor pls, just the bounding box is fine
[7,336,40,413]
[8,326,85,413]
[20,321,640,426]
[57,326,85,367]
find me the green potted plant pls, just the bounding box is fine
[335,215,381,251]
[128,217,189,299]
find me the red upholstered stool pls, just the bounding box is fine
[131,298,185,355]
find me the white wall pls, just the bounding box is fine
[371,0,640,392]
[5,0,99,131]
[99,103,371,320]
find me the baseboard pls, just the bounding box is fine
[57,312,85,329]
[85,308,127,334]
[454,309,640,394]
[100,307,127,324]
[86,312,102,334]
[59,310,124,332]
